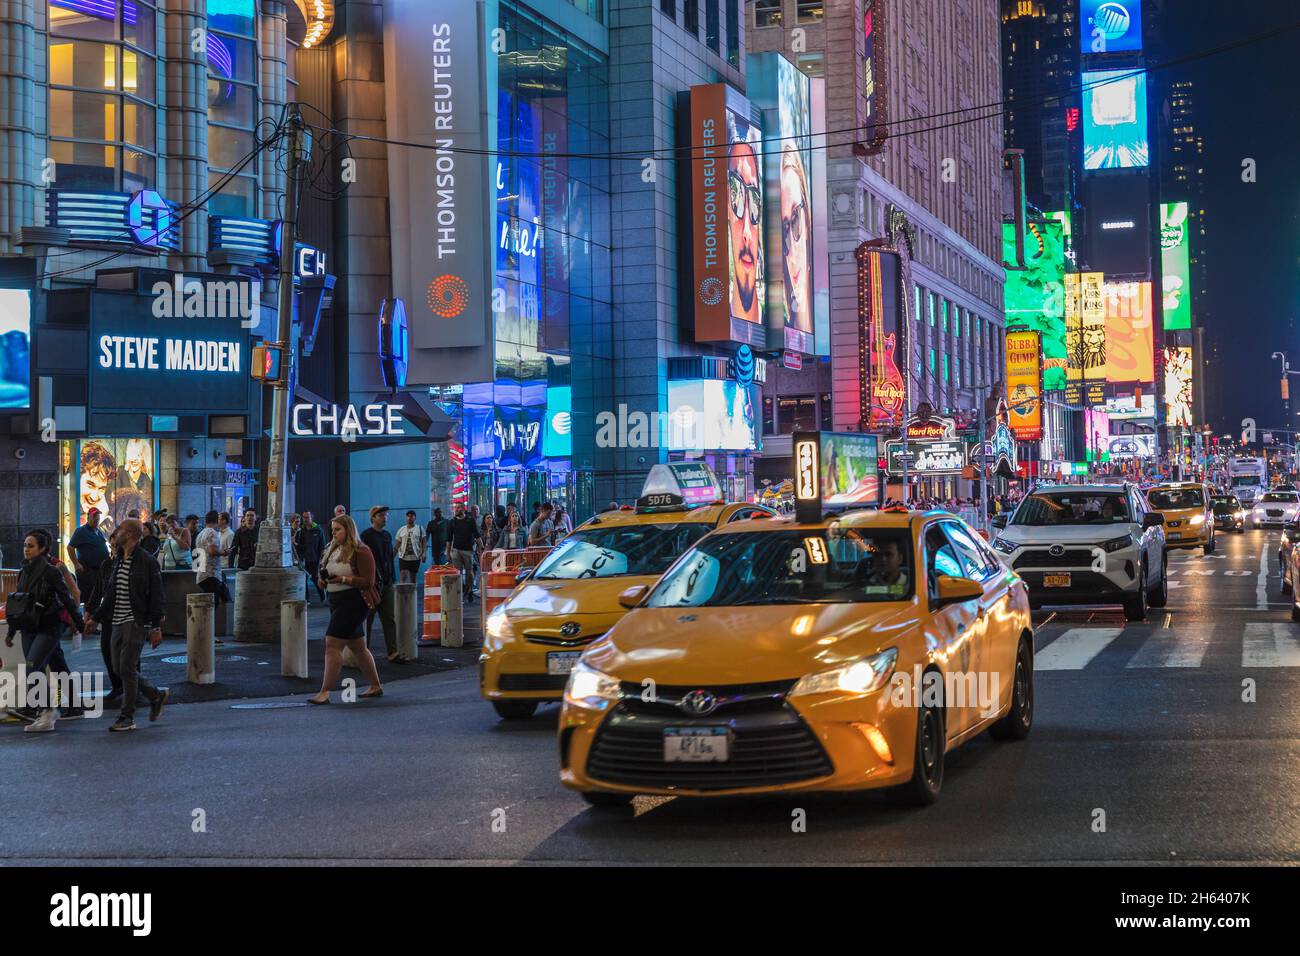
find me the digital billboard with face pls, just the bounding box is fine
[685,84,766,347]
[0,289,32,410]
[1083,69,1149,170]
[1160,202,1192,331]
[1002,221,1066,390]
[666,379,760,452]
[78,438,157,535]
[1164,345,1194,427]
[1103,280,1155,385]
[1081,1,1143,54]
[748,54,816,355]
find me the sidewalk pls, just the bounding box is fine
[4,596,487,707]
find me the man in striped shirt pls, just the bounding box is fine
[84,518,168,732]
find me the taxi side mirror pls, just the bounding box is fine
[934,575,983,607]
[991,514,1008,529]
[618,584,650,609]
[1142,513,1164,528]
[515,567,534,584]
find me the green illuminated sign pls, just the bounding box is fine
[1002,220,1066,390]
[1160,202,1191,331]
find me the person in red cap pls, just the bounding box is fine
[67,507,110,602]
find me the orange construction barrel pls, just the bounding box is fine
[483,570,519,620]
[421,565,460,645]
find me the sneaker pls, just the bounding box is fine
[149,688,169,722]
[109,716,137,732]
[24,710,57,733]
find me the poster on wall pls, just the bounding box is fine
[1002,222,1066,389]
[748,54,817,356]
[1164,345,1194,427]
[75,438,158,535]
[1066,272,1107,390]
[1103,280,1154,385]
[1082,69,1149,170]
[0,289,31,409]
[1005,329,1044,441]
[684,84,766,347]
[1160,202,1192,331]
[384,0,496,385]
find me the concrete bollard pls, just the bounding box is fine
[186,592,216,685]
[441,573,464,648]
[394,582,418,660]
[281,599,308,678]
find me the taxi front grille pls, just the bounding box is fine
[618,679,795,716]
[1012,549,1094,569]
[523,632,604,648]
[498,673,569,692]
[585,703,832,791]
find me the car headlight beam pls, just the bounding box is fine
[485,607,513,640]
[992,536,1018,554]
[564,661,622,710]
[791,648,899,697]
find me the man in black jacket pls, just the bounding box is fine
[447,504,481,602]
[84,518,168,732]
[296,511,327,603]
[233,509,259,570]
[426,508,449,565]
[360,505,399,660]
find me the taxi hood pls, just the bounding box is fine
[583,600,919,686]
[503,575,659,627]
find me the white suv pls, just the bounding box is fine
[1252,490,1300,528]
[989,483,1168,622]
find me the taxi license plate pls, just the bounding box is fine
[1168,532,1182,540]
[546,651,581,675]
[1043,573,1071,588]
[664,727,730,763]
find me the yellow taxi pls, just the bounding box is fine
[1144,481,1214,554]
[558,507,1035,807]
[480,464,771,720]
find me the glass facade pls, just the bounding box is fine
[206,0,259,216]
[47,0,158,191]
[464,1,612,515]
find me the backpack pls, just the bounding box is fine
[5,559,53,631]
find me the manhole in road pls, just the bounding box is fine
[161,654,249,664]
[230,701,309,710]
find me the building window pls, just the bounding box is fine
[797,0,824,22]
[206,0,259,218]
[819,392,832,429]
[914,284,922,322]
[778,395,817,434]
[941,300,949,334]
[47,0,158,192]
[567,0,605,21]
[705,0,720,52]
[928,293,937,327]
[684,0,699,35]
[726,0,740,66]
[660,0,676,19]
[754,0,782,28]
[928,349,936,375]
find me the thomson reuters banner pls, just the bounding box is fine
[383,0,494,384]
[1005,329,1043,441]
[682,84,766,347]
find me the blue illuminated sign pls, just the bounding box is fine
[543,386,572,458]
[1081,1,1143,54]
[1082,69,1149,170]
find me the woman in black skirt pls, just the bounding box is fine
[308,514,383,704]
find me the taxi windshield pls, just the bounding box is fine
[531,523,713,580]
[1148,488,1204,509]
[645,529,915,607]
[1011,492,1131,525]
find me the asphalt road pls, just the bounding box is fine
[2,527,1298,865]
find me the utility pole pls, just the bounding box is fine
[234,104,310,642]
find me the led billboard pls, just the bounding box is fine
[1081,175,1150,276]
[1005,329,1044,441]
[1065,272,1107,389]
[683,84,766,347]
[0,289,32,410]
[666,379,760,452]
[1081,1,1143,55]
[1083,69,1148,170]
[1103,280,1155,385]
[1164,345,1194,427]
[858,246,907,428]
[748,53,819,355]
[1160,201,1192,331]
[821,432,880,506]
[1002,221,1066,389]
[77,438,158,534]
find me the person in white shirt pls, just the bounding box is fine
[394,510,427,583]
[193,510,231,606]
[217,512,235,569]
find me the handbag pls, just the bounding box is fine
[4,591,44,632]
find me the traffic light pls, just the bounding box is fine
[1283,377,1290,401]
[251,343,286,384]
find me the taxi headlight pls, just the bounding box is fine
[564,661,622,710]
[791,648,898,697]
[485,607,513,640]
[992,536,1018,554]
[1189,515,1205,526]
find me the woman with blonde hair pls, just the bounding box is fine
[308,513,383,704]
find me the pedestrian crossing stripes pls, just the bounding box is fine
[1034,622,1300,670]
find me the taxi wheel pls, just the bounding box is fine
[1148,554,1168,608]
[1123,571,1148,622]
[492,700,539,720]
[892,697,945,806]
[989,637,1034,741]
[581,791,635,809]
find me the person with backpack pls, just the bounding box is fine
[3,529,84,733]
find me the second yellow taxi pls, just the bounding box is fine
[1144,481,1214,554]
